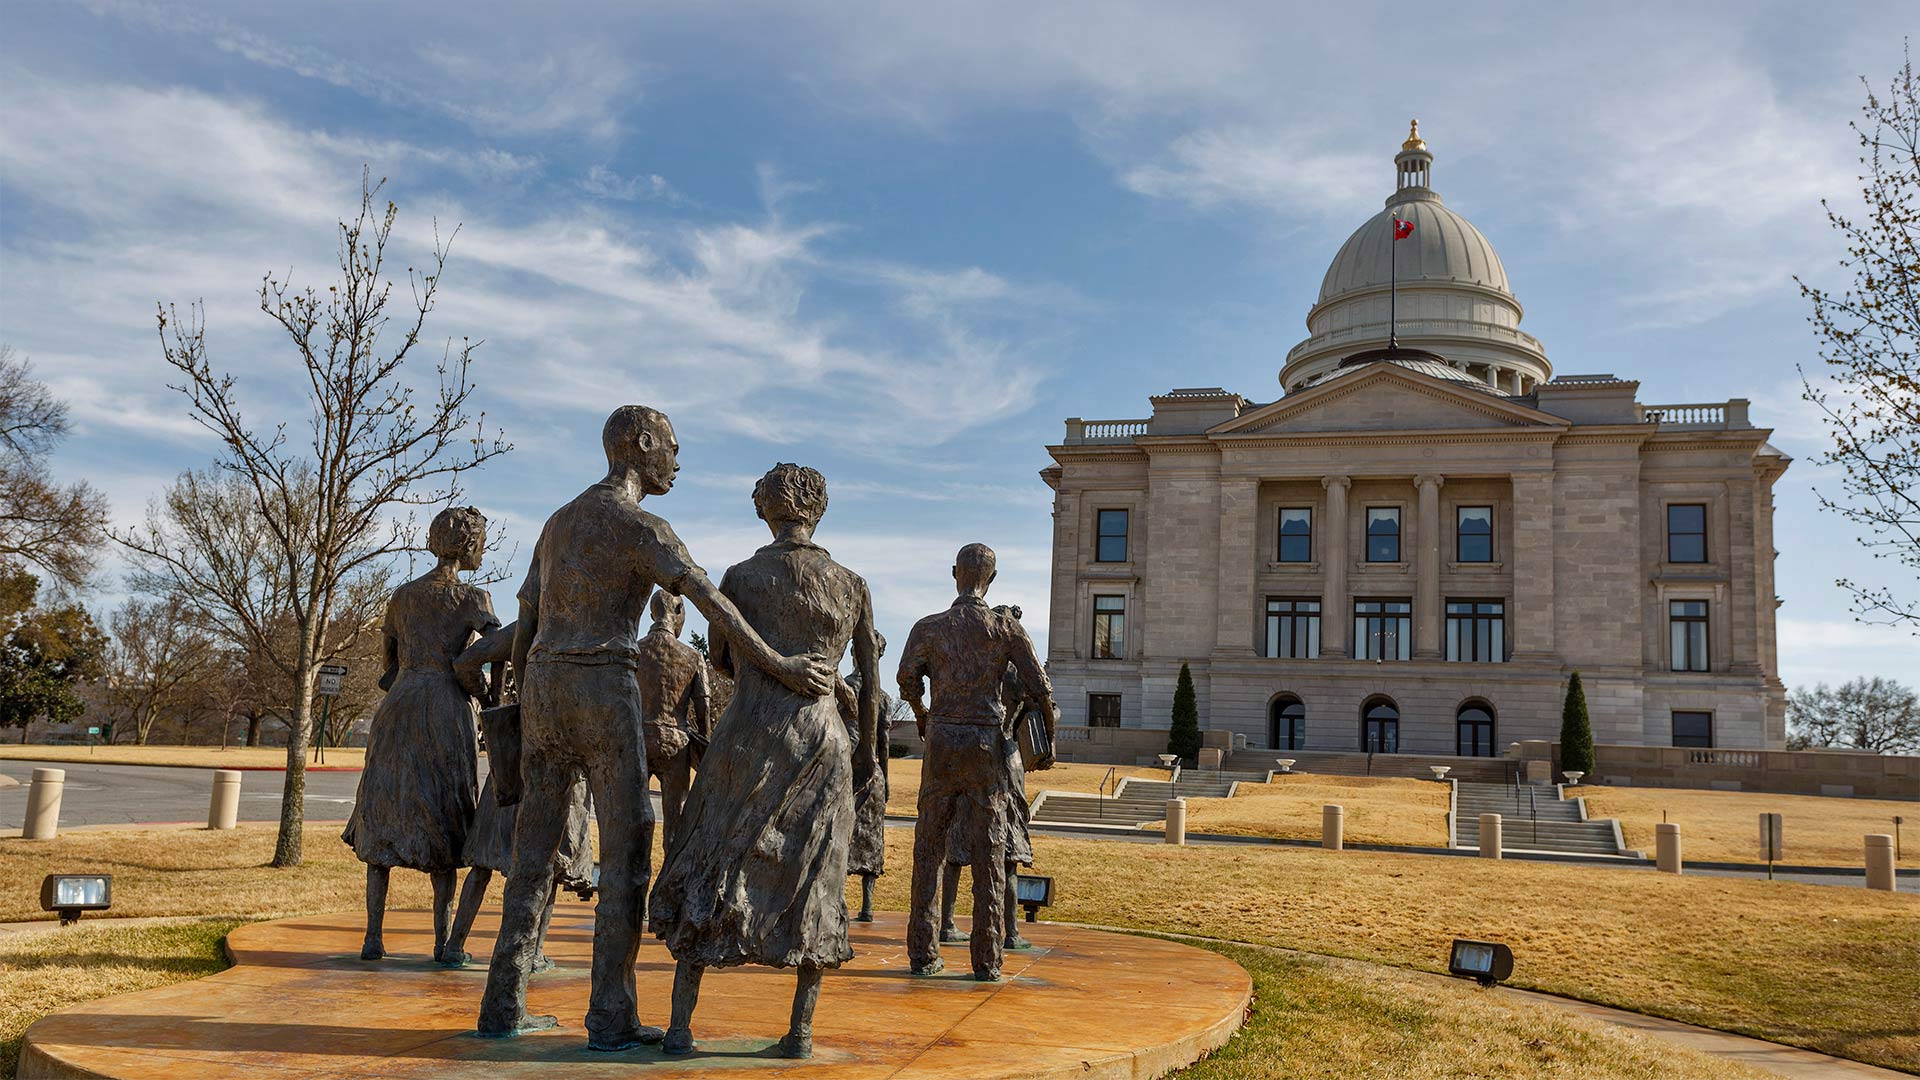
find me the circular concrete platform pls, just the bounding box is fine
[22,905,1249,1079]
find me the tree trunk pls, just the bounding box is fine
[245,714,261,747]
[273,661,316,868]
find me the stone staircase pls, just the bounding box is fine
[1224,747,1516,784]
[1452,781,1636,857]
[1029,770,1271,829]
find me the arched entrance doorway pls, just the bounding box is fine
[1457,703,1495,757]
[1361,697,1399,754]
[1270,696,1305,750]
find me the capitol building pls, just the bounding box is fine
[1041,125,1790,755]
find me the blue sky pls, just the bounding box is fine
[1,1,1913,688]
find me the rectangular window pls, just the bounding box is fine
[1456,505,1494,563]
[1092,595,1126,659]
[1366,507,1401,562]
[1669,600,1709,671]
[1353,599,1412,660]
[1278,507,1313,562]
[1088,693,1123,729]
[1667,504,1707,563]
[1445,600,1506,662]
[1672,710,1713,748]
[1264,597,1322,658]
[1096,509,1130,562]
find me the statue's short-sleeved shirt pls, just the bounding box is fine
[897,596,1051,725]
[519,483,702,666]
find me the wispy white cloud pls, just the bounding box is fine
[581,165,677,202]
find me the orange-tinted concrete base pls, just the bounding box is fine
[22,905,1249,1079]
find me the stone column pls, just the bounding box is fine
[1320,475,1351,659]
[1415,474,1444,659]
[1509,470,1556,661]
[1214,477,1261,656]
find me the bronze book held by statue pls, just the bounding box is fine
[480,704,522,808]
[1016,705,1052,773]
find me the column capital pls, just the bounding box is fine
[1321,474,1351,492]
[1415,473,1445,491]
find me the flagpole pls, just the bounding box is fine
[1389,212,1399,351]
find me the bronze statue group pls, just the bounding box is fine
[342,404,1058,1059]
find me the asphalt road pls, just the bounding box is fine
[0,758,367,828]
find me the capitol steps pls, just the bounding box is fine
[1222,748,1516,784]
[1028,771,1270,828]
[1452,781,1636,857]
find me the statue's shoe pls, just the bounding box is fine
[1004,934,1033,952]
[662,1028,696,1055]
[777,1033,813,1059]
[939,927,970,943]
[529,955,554,974]
[973,966,1002,982]
[360,941,385,961]
[476,1014,559,1039]
[436,950,472,968]
[588,1024,666,1052]
[910,956,946,976]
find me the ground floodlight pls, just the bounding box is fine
[1447,938,1513,986]
[1014,873,1054,923]
[41,874,112,926]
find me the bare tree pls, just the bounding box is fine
[1799,47,1920,629]
[117,175,509,867]
[0,347,109,589]
[1787,677,1920,753]
[105,595,218,745]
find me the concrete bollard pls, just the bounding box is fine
[1165,797,1187,845]
[1865,834,1896,892]
[208,770,243,830]
[1479,813,1502,859]
[1656,822,1682,874]
[1322,804,1345,851]
[23,767,66,840]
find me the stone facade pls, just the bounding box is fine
[1040,129,1789,756]
[1043,375,1790,754]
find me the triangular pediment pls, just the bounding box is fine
[1213,364,1567,436]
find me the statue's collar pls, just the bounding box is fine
[951,595,989,609]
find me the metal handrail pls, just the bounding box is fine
[1098,766,1116,820]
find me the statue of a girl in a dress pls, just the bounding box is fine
[343,506,496,962]
[648,463,880,1058]
[837,632,891,922]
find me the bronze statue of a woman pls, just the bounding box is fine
[343,506,496,962]
[648,463,880,1058]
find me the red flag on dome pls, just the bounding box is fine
[1393,218,1415,240]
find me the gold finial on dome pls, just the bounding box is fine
[1402,119,1426,152]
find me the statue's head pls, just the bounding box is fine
[428,506,487,571]
[603,405,679,496]
[648,588,685,637]
[874,629,888,660]
[953,543,996,597]
[753,463,829,534]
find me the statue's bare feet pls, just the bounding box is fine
[662,1027,696,1055]
[777,1032,812,1059]
[360,939,385,961]
[909,956,945,976]
[476,1013,559,1039]
[589,1025,666,1052]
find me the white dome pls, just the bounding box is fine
[1318,199,1510,303]
[1280,124,1550,396]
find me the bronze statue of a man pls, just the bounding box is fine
[897,543,1055,981]
[633,588,710,849]
[477,406,836,1051]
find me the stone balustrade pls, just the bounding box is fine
[1063,417,1150,444]
[1639,400,1751,429]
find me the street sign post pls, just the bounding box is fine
[1758,812,1784,880]
[313,664,349,765]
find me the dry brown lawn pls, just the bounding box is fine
[1574,784,1915,868]
[0,745,364,770]
[2,820,1914,1073]
[1165,774,1450,846]
[884,759,1160,815]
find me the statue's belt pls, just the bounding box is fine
[927,714,1004,727]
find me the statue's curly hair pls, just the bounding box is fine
[753,463,829,526]
[427,506,487,561]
